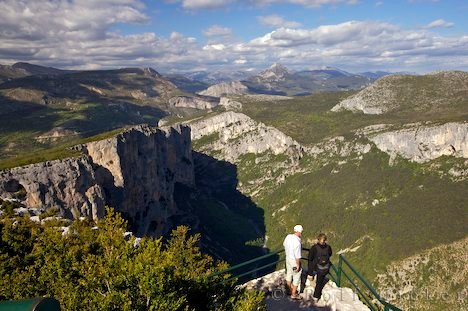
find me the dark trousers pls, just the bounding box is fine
[313,272,328,299]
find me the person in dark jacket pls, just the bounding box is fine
[308,233,332,301]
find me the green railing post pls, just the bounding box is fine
[210,248,402,311]
[336,255,343,287]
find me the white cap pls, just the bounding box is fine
[294,224,303,233]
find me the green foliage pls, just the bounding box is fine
[240,91,468,144]
[0,200,22,217]
[0,208,265,311]
[38,207,60,220]
[253,149,468,280]
[192,133,220,150]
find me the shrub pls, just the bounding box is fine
[0,208,265,311]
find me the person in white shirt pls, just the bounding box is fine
[283,224,303,300]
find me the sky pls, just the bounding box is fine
[0,0,467,73]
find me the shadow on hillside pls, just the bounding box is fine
[0,69,162,101]
[0,82,168,136]
[173,151,279,277]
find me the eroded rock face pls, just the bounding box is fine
[331,76,398,114]
[188,111,303,162]
[168,95,219,109]
[0,125,194,236]
[198,81,249,97]
[84,124,194,235]
[0,157,105,220]
[368,122,468,163]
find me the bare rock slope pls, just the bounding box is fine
[368,122,468,163]
[188,111,303,162]
[331,71,468,114]
[198,80,249,97]
[0,124,194,236]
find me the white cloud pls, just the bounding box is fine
[257,15,302,28]
[424,19,454,29]
[234,59,247,64]
[179,0,233,9]
[249,21,399,47]
[203,25,233,37]
[203,43,227,50]
[170,0,359,10]
[0,2,466,73]
[252,0,359,8]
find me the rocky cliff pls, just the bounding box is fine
[368,122,468,163]
[198,81,249,97]
[188,111,303,162]
[0,124,194,236]
[0,157,105,220]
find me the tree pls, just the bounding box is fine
[0,208,265,311]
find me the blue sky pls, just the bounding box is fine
[145,0,467,40]
[0,0,467,73]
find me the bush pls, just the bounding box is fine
[0,208,265,311]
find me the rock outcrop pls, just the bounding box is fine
[331,75,401,114]
[169,95,219,109]
[368,122,468,163]
[0,157,105,220]
[243,269,371,311]
[198,81,249,97]
[0,125,194,236]
[188,111,303,162]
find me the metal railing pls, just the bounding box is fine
[329,254,402,311]
[210,248,402,311]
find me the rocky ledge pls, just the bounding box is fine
[368,122,468,163]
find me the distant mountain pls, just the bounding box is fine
[198,81,249,97]
[0,62,73,83]
[185,70,252,84]
[331,71,468,114]
[252,63,290,83]
[11,62,73,76]
[0,64,29,83]
[358,71,415,79]
[243,63,372,96]
[359,71,394,79]
[163,74,210,93]
[0,66,190,158]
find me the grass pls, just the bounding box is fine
[192,89,467,287]
[235,147,467,281]
[240,91,468,145]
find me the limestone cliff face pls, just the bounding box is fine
[188,111,303,162]
[368,122,468,163]
[0,157,105,220]
[198,81,249,97]
[0,125,194,236]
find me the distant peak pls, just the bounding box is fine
[143,67,161,77]
[269,63,288,72]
